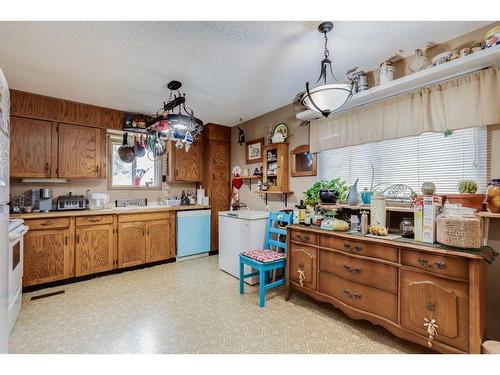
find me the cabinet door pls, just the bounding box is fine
[58,123,103,178]
[173,141,201,182]
[146,217,174,262]
[288,243,317,290]
[117,221,146,268]
[23,228,73,286]
[210,141,230,250]
[400,270,469,352]
[75,224,115,276]
[10,116,53,178]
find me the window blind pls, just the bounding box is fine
[320,127,488,194]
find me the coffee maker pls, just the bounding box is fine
[24,188,52,212]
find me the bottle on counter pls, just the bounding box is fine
[360,210,369,235]
[296,200,306,225]
[304,210,312,226]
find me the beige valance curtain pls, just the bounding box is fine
[310,65,500,153]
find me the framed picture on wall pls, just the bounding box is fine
[246,138,264,164]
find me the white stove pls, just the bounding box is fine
[7,218,28,334]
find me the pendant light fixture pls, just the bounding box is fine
[148,80,204,151]
[301,22,353,118]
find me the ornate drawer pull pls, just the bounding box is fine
[353,245,363,252]
[343,289,362,300]
[343,243,351,250]
[343,264,362,273]
[417,258,447,271]
[424,317,438,348]
[295,234,310,241]
[426,303,435,311]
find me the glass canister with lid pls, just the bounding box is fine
[486,178,500,213]
[436,204,482,249]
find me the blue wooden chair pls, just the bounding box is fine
[239,211,293,307]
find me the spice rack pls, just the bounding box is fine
[262,142,289,192]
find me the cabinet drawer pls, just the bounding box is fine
[401,250,468,279]
[319,235,398,263]
[76,215,114,227]
[118,212,170,223]
[289,243,317,291]
[319,272,398,323]
[319,250,398,294]
[290,230,317,245]
[400,270,469,352]
[25,217,70,230]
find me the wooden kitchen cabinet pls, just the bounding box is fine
[167,140,202,182]
[400,269,470,352]
[75,221,115,277]
[117,212,175,267]
[146,218,175,262]
[23,220,74,287]
[262,142,289,192]
[117,221,147,268]
[10,116,55,178]
[57,123,105,179]
[202,124,231,251]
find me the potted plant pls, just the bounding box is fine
[304,178,349,206]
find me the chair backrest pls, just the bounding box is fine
[264,211,293,253]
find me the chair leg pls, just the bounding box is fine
[259,269,266,308]
[239,260,244,295]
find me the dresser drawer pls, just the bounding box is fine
[76,215,114,227]
[319,235,398,263]
[319,272,398,323]
[290,230,317,245]
[319,250,398,294]
[401,250,468,279]
[25,217,70,230]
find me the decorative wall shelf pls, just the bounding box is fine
[254,191,293,206]
[233,176,261,190]
[297,46,500,121]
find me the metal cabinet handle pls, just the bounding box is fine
[88,217,102,222]
[353,245,363,252]
[426,303,435,311]
[343,264,362,273]
[418,258,447,270]
[45,162,50,174]
[343,289,362,300]
[417,258,429,267]
[434,262,447,270]
[96,165,99,174]
[76,234,80,244]
[295,234,310,241]
[343,243,351,250]
[65,235,68,245]
[40,221,55,226]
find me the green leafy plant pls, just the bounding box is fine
[304,178,349,206]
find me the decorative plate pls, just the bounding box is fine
[273,123,289,140]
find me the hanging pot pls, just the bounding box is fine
[118,132,135,163]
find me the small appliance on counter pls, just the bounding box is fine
[56,192,87,211]
[88,192,110,210]
[23,188,52,212]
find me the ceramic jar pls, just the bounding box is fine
[379,61,394,85]
[486,178,500,213]
[370,193,387,228]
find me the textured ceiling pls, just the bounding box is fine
[0,21,490,126]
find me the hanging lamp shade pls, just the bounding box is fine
[301,22,353,118]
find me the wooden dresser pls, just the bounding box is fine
[286,225,487,354]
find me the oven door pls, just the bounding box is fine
[8,225,28,303]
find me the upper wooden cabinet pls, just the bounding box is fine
[167,140,202,182]
[57,123,105,179]
[10,116,54,178]
[10,89,124,130]
[262,142,289,192]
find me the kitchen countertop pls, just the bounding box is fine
[11,204,211,219]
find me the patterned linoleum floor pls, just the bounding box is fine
[9,255,430,354]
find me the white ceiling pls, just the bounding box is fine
[0,21,490,126]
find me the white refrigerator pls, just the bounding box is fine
[0,66,10,353]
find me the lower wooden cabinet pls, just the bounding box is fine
[146,219,174,262]
[288,243,317,290]
[118,221,147,268]
[400,269,469,352]
[75,224,115,276]
[23,226,74,287]
[118,212,175,268]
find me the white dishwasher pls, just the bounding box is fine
[218,210,268,285]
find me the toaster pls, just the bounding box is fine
[56,193,87,211]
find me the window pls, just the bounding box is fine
[109,134,161,189]
[319,127,488,194]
